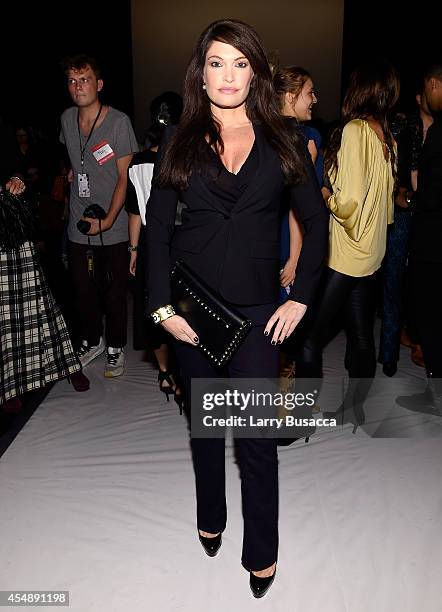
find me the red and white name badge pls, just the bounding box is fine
[91,140,115,165]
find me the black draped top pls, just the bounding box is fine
[203,141,259,209]
[202,141,275,324]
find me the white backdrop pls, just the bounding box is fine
[1,322,442,611]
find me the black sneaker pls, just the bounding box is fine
[76,337,105,368]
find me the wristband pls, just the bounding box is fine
[151,304,175,324]
[128,244,138,252]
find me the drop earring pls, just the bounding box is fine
[202,83,206,90]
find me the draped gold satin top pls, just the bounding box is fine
[327,119,395,277]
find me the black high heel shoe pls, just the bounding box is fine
[351,405,365,433]
[174,390,185,415]
[158,370,176,402]
[249,565,276,598]
[198,530,222,557]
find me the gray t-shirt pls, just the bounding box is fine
[60,106,139,245]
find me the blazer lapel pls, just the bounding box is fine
[189,123,281,217]
[233,123,282,214]
[191,163,233,217]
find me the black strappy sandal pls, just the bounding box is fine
[158,370,176,402]
[158,370,185,415]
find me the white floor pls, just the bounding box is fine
[1,324,442,612]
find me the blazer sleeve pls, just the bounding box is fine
[288,148,329,306]
[145,127,179,312]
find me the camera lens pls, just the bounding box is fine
[77,219,91,235]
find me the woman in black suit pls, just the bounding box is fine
[146,19,328,598]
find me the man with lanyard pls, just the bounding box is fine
[60,55,138,377]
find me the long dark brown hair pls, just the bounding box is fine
[325,60,400,179]
[156,19,306,189]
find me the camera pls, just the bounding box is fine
[77,204,107,235]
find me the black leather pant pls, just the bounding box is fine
[296,268,377,409]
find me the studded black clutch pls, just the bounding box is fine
[170,260,252,367]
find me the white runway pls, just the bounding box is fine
[1,325,442,612]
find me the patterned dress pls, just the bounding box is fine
[1,239,80,404]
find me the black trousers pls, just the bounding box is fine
[174,310,280,571]
[296,268,377,407]
[68,241,129,348]
[410,261,442,379]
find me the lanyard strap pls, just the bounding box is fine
[77,104,103,169]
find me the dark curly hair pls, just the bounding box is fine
[61,54,102,80]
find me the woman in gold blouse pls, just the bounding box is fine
[296,61,400,430]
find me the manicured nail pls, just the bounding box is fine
[264,331,269,336]
[271,340,276,346]
[194,336,199,343]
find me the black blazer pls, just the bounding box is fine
[411,115,442,263]
[146,122,329,312]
